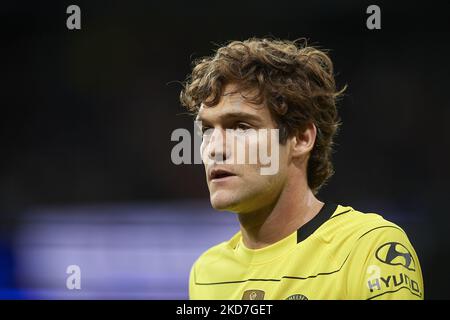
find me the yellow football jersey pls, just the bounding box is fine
[189,203,423,300]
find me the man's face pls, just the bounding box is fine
[196,84,290,214]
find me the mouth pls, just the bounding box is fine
[209,168,237,182]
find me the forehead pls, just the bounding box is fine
[196,84,272,123]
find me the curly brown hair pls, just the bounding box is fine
[180,38,345,194]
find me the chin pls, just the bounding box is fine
[210,191,241,212]
[210,198,234,211]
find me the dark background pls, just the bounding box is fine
[1,0,449,298]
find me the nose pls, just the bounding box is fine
[204,127,231,163]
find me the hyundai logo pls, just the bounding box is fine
[375,242,416,271]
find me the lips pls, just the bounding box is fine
[209,168,237,181]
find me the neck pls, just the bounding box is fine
[237,179,323,250]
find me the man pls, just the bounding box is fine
[180,38,423,300]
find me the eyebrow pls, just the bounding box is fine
[195,111,262,124]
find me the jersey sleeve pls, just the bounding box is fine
[345,225,424,300]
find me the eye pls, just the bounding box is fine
[234,122,252,132]
[200,126,213,136]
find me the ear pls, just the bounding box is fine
[290,122,317,158]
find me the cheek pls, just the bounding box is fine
[245,130,281,166]
[200,141,206,158]
[264,129,280,154]
[233,132,259,163]
[200,139,210,162]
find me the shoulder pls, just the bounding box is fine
[317,205,420,272]
[325,205,423,299]
[322,205,410,244]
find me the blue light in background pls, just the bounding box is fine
[10,201,239,299]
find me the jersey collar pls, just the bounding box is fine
[296,202,338,243]
[231,202,339,265]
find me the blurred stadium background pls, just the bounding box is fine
[1,0,449,299]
